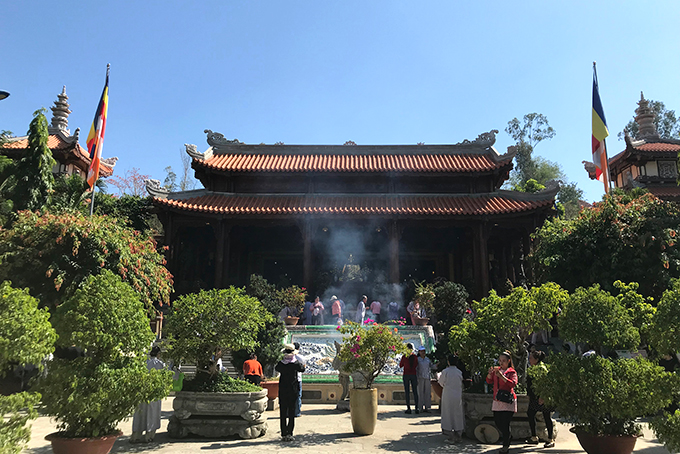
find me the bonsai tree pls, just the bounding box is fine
[531,283,680,438]
[275,284,306,317]
[449,282,567,387]
[337,321,408,389]
[430,279,470,366]
[165,287,271,382]
[0,282,56,453]
[413,281,436,316]
[649,279,680,452]
[38,270,172,438]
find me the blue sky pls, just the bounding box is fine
[1,1,678,202]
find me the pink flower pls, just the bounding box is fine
[354,354,360,358]
[336,326,340,330]
[356,336,361,341]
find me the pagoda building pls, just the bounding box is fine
[1,87,117,178]
[148,129,557,300]
[590,93,680,201]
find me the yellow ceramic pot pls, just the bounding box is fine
[350,388,378,435]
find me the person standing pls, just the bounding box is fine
[337,298,346,322]
[275,344,306,441]
[525,350,555,448]
[131,346,165,443]
[388,301,399,322]
[331,297,343,325]
[369,300,382,323]
[407,301,425,325]
[302,301,313,325]
[293,342,306,417]
[399,343,419,414]
[439,355,465,443]
[355,295,367,324]
[243,352,264,385]
[311,297,325,325]
[416,346,435,412]
[486,351,518,453]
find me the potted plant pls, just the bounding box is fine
[164,287,272,439]
[0,281,57,453]
[337,321,408,435]
[276,285,306,325]
[413,281,435,325]
[38,271,172,454]
[531,283,680,454]
[448,282,566,441]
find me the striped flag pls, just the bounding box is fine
[86,65,109,190]
[592,63,610,193]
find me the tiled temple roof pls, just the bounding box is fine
[152,191,556,217]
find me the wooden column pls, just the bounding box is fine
[302,219,313,290]
[472,222,490,300]
[213,221,231,288]
[522,228,533,283]
[388,220,400,284]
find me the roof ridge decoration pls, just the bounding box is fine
[205,129,244,147]
[454,129,499,147]
[49,86,71,134]
[185,143,213,161]
[145,179,169,199]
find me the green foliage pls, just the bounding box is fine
[531,354,679,436]
[275,284,307,313]
[413,281,436,313]
[0,282,56,373]
[651,410,680,453]
[163,166,177,191]
[38,271,172,438]
[505,113,557,187]
[556,182,584,220]
[0,282,56,453]
[6,110,55,212]
[0,210,173,312]
[532,191,680,299]
[247,274,281,314]
[165,287,271,374]
[516,178,545,193]
[0,392,41,454]
[613,281,655,346]
[449,283,566,385]
[337,321,408,389]
[432,279,470,335]
[48,174,90,213]
[649,279,680,355]
[559,284,640,355]
[618,99,680,140]
[183,373,261,393]
[93,193,159,233]
[231,317,286,378]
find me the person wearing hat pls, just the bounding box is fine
[275,343,306,441]
[416,346,436,413]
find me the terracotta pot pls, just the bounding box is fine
[571,428,638,454]
[261,380,279,399]
[414,317,429,326]
[284,316,299,326]
[45,431,122,454]
[431,379,443,398]
[350,388,378,435]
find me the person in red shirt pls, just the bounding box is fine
[399,343,420,414]
[243,353,264,385]
[486,351,518,453]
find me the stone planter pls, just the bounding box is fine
[350,388,378,435]
[463,392,557,443]
[168,390,268,439]
[413,317,429,326]
[284,316,299,326]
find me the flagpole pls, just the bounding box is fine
[86,64,110,215]
[593,62,610,194]
[89,181,96,216]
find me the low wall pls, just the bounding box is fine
[301,382,441,406]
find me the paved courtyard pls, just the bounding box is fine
[25,398,671,453]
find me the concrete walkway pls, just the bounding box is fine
[24,398,671,453]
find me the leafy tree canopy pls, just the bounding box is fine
[531,190,680,299]
[0,210,173,312]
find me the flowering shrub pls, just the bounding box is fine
[275,285,307,314]
[336,322,408,389]
[363,318,374,324]
[386,317,407,326]
[414,281,436,313]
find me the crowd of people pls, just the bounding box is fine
[279,294,425,326]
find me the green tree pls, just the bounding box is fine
[531,190,680,299]
[38,271,172,438]
[5,110,55,212]
[163,166,177,191]
[165,287,271,376]
[0,210,173,312]
[505,113,557,186]
[618,99,680,140]
[0,282,57,454]
[93,193,160,233]
[556,181,584,220]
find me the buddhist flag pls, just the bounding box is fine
[86,65,109,190]
[592,63,610,193]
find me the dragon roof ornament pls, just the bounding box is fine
[454,130,499,147]
[204,129,244,147]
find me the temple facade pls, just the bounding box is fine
[148,129,557,301]
[1,87,117,178]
